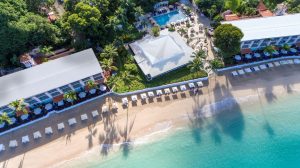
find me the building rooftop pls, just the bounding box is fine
[129,30,193,78]
[222,13,300,41]
[0,49,102,108]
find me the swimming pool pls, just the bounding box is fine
[153,10,187,27]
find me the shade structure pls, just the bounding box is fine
[33,131,42,139]
[45,127,53,134]
[9,140,18,148]
[197,81,203,87]
[188,83,195,88]
[140,93,147,100]
[172,87,178,93]
[164,88,171,94]
[102,105,109,112]
[57,123,65,130]
[22,135,30,144]
[148,91,154,97]
[0,144,5,151]
[92,110,99,117]
[156,90,163,96]
[122,97,128,105]
[180,85,187,91]
[81,114,88,121]
[68,118,77,126]
[131,95,138,101]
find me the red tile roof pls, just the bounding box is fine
[224,14,240,21]
[259,10,273,17]
[241,48,252,54]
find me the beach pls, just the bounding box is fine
[1,64,300,168]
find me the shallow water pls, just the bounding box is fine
[62,93,300,168]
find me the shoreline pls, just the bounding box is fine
[1,65,300,168]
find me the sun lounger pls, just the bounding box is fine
[57,123,65,130]
[197,81,204,87]
[274,62,280,66]
[244,68,252,73]
[45,127,53,135]
[148,91,154,97]
[9,140,18,148]
[22,135,30,144]
[33,131,42,139]
[102,105,108,112]
[156,90,163,96]
[252,66,260,72]
[172,87,178,93]
[122,97,128,105]
[294,59,300,64]
[267,63,274,68]
[141,93,147,100]
[259,64,267,70]
[287,60,294,64]
[180,85,187,91]
[68,118,77,126]
[238,69,245,75]
[188,83,195,88]
[231,71,238,76]
[280,60,288,65]
[81,114,88,121]
[92,110,99,117]
[164,88,171,94]
[131,95,138,101]
[0,144,5,152]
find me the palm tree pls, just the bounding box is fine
[264,45,276,54]
[120,71,136,90]
[191,50,207,60]
[282,43,291,50]
[106,75,122,91]
[63,91,77,104]
[40,46,54,56]
[86,80,98,90]
[0,112,12,125]
[9,99,28,115]
[100,44,119,61]
[101,58,118,72]
[187,58,204,78]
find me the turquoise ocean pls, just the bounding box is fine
[63,93,300,168]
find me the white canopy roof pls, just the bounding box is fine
[222,14,300,41]
[0,49,103,108]
[130,30,193,78]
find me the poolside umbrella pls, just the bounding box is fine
[172,87,178,93]
[122,98,128,105]
[180,85,187,91]
[197,81,204,87]
[234,55,242,61]
[164,88,171,94]
[148,91,155,97]
[131,95,138,102]
[140,93,147,100]
[156,90,163,96]
[188,83,195,89]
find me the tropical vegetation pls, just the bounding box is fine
[9,99,29,115]
[0,112,12,125]
[63,91,77,104]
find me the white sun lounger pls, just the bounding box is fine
[102,105,108,112]
[0,144,5,152]
[238,69,245,75]
[180,85,187,91]
[68,118,77,126]
[274,61,281,66]
[253,66,260,72]
[92,110,99,117]
[164,88,171,94]
[122,97,128,105]
[45,127,53,135]
[294,59,300,64]
[156,90,163,96]
[140,93,147,100]
[148,91,154,97]
[131,95,138,101]
[259,64,267,70]
[267,63,274,68]
[280,60,288,65]
[57,123,65,130]
[244,68,252,73]
[197,81,203,87]
[33,131,42,139]
[9,140,18,148]
[22,135,30,144]
[231,71,238,76]
[188,83,195,88]
[172,87,178,93]
[287,60,294,64]
[81,114,88,121]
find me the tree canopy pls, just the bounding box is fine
[214,24,244,60]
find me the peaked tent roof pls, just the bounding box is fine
[0,49,103,108]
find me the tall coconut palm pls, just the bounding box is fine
[0,112,12,125]
[187,58,204,78]
[63,91,77,104]
[9,99,28,115]
[101,58,118,73]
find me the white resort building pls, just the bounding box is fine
[223,13,300,53]
[0,49,104,116]
[129,29,193,80]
